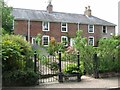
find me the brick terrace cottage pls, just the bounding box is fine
[12,2,116,46]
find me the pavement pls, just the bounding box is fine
[2,75,119,90]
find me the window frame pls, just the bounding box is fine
[102,26,107,33]
[88,36,94,46]
[42,21,50,31]
[88,25,94,33]
[12,20,14,30]
[23,36,27,41]
[32,37,36,45]
[42,35,49,46]
[61,23,68,32]
[61,36,68,46]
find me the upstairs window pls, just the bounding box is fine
[88,25,94,33]
[88,36,94,46]
[61,23,68,32]
[42,22,49,31]
[102,26,107,33]
[42,35,49,46]
[61,36,68,46]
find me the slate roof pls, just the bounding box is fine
[12,8,116,26]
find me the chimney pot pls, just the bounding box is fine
[84,6,92,17]
[88,6,90,9]
[47,1,53,13]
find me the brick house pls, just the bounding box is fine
[12,2,116,46]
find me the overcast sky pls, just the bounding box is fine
[4,0,119,34]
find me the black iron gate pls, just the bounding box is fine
[38,55,59,83]
[33,51,99,84]
[34,51,81,83]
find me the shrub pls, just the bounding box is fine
[47,40,65,55]
[97,38,120,73]
[2,35,33,71]
[2,70,40,86]
[64,63,84,75]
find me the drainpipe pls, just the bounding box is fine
[28,19,30,42]
[78,22,80,30]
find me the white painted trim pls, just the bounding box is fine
[42,35,49,46]
[102,26,107,33]
[32,37,36,44]
[70,38,75,47]
[23,36,26,41]
[88,25,94,33]
[42,21,50,31]
[61,36,68,46]
[12,20,14,30]
[61,23,68,32]
[88,36,94,46]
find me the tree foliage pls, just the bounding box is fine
[2,35,33,71]
[97,37,120,73]
[35,33,42,45]
[74,30,95,74]
[2,2,14,34]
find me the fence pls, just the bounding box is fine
[33,51,101,83]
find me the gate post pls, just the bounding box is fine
[77,51,81,81]
[58,51,63,83]
[34,50,37,73]
[93,53,99,78]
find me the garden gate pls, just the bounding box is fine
[34,51,81,83]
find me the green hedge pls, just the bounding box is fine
[2,34,33,71]
[3,70,40,86]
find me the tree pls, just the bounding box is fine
[2,2,14,34]
[35,33,42,45]
[74,30,95,74]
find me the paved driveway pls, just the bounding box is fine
[39,75,119,88]
[3,76,119,90]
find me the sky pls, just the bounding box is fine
[4,0,119,34]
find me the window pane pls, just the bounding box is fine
[62,28,66,31]
[43,37,48,45]
[61,36,68,46]
[62,23,66,26]
[43,22,48,30]
[103,26,106,33]
[89,38,93,45]
[61,23,67,32]
[89,25,93,32]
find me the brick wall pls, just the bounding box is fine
[14,20,115,46]
[14,20,28,35]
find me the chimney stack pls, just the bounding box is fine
[84,6,92,17]
[47,1,53,13]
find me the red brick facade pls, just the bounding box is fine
[14,20,115,46]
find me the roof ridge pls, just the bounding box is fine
[13,8,116,26]
[13,8,46,12]
[13,8,84,16]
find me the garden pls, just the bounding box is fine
[2,3,120,86]
[2,30,120,86]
